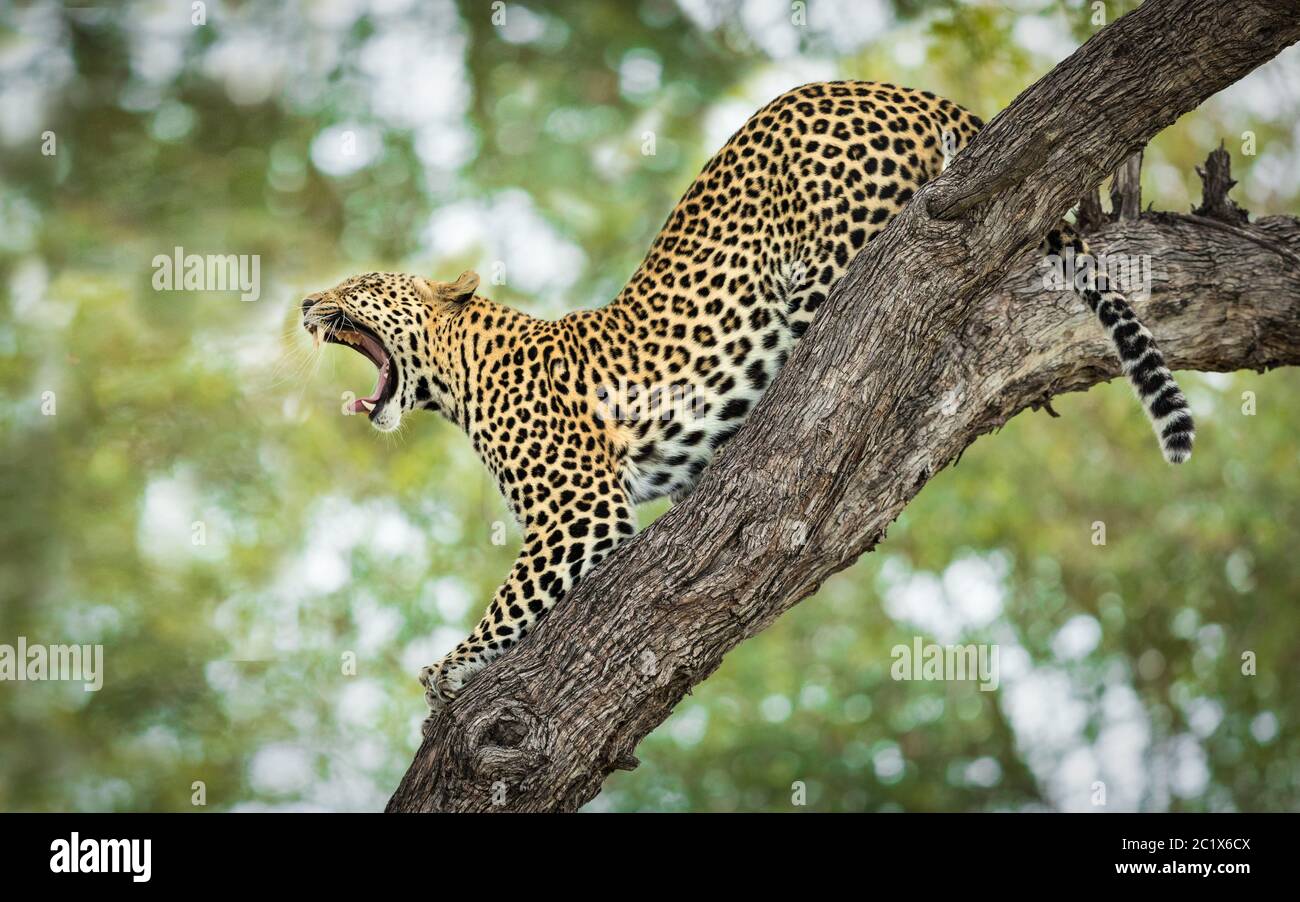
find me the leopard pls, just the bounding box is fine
[300,81,1194,713]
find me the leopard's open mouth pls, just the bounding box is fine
[307,314,396,420]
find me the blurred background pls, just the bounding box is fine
[1,0,1297,812]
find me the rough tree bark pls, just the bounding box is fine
[388,0,1300,812]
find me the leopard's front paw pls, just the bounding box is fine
[418,653,485,713]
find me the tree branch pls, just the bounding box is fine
[1110,150,1143,221]
[1194,142,1251,224]
[388,0,1300,812]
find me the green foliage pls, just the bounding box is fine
[0,0,1295,812]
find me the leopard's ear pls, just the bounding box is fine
[444,270,479,303]
[422,270,479,305]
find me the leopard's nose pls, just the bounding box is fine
[301,296,319,316]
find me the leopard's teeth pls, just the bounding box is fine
[312,328,322,349]
[360,400,376,412]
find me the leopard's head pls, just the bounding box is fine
[301,270,479,432]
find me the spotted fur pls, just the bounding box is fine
[301,81,1190,710]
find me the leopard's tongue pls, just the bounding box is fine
[349,360,390,413]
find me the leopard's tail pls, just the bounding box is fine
[1045,229,1194,464]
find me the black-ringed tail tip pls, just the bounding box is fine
[1043,229,1195,465]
